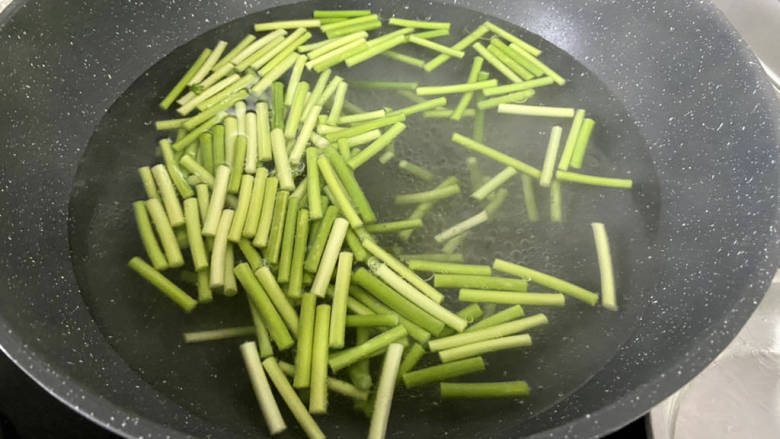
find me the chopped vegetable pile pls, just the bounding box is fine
[131,9,629,439]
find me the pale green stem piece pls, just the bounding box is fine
[472,42,521,83]
[290,104,322,166]
[183,198,208,271]
[339,111,386,125]
[451,133,540,178]
[570,118,596,168]
[407,260,491,275]
[428,313,548,352]
[307,31,369,59]
[275,196,300,283]
[184,326,255,343]
[302,69,331,123]
[309,304,331,414]
[132,201,168,271]
[304,205,338,273]
[264,190,290,265]
[270,128,295,190]
[195,184,210,221]
[416,79,496,96]
[440,380,530,398]
[408,35,464,58]
[434,274,527,291]
[150,164,185,227]
[345,314,399,327]
[439,334,532,362]
[306,38,366,71]
[128,257,196,312]
[327,81,348,125]
[521,174,539,222]
[386,96,447,118]
[306,148,323,219]
[287,209,310,299]
[245,112,258,174]
[160,48,211,110]
[293,293,317,388]
[320,14,377,33]
[349,281,436,343]
[227,175,254,243]
[400,253,464,263]
[411,28,450,39]
[508,42,565,85]
[381,50,426,68]
[434,210,488,243]
[254,19,320,31]
[556,170,633,189]
[209,209,234,289]
[402,356,485,388]
[138,166,159,199]
[234,264,294,350]
[398,160,436,181]
[327,113,405,142]
[239,342,287,435]
[201,165,230,236]
[345,34,407,67]
[255,266,299,335]
[257,102,273,162]
[372,261,467,332]
[476,89,535,110]
[469,304,525,332]
[424,24,489,71]
[227,135,247,194]
[262,357,326,439]
[328,252,354,348]
[242,168,268,238]
[483,21,541,56]
[347,122,406,169]
[365,219,423,234]
[316,156,364,227]
[550,179,563,223]
[362,240,445,304]
[349,327,373,390]
[284,80,310,139]
[592,222,617,310]
[472,167,517,200]
[398,343,426,376]
[328,325,408,372]
[252,176,279,247]
[250,53,298,96]
[557,109,586,171]
[145,198,184,268]
[310,218,350,297]
[459,290,566,306]
[368,343,404,439]
[483,77,555,96]
[539,126,563,187]
[493,258,600,305]
[212,34,256,72]
[497,103,575,118]
[284,53,308,106]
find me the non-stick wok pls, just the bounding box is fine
[0,0,778,438]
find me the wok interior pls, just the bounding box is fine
[68,2,661,437]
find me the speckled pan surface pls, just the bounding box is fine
[0,0,777,438]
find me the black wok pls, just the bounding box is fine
[0,0,778,438]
